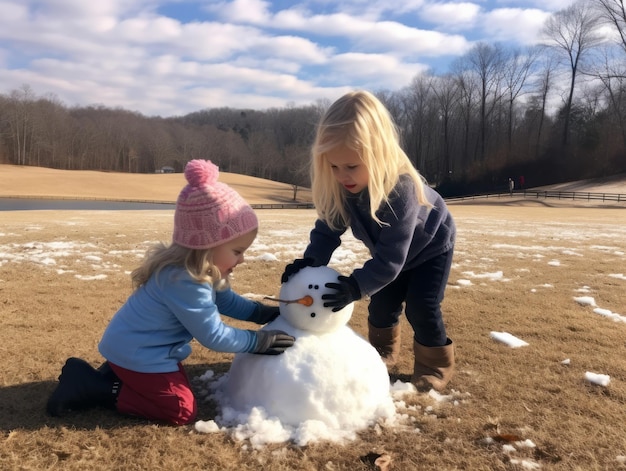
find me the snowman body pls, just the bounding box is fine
[220,266,395,432]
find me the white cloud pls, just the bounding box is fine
[0,0,595,115]
[493,0,577,10]
[327,52,428,90]
[420,2,481,29]
[481,8,552,44]
[328,0,426,18]
[244,35,331,64]
[0,1,28,22]
[211,0,273,24]
[360,21,471,57]
[271,10,472,57]
[115,15,183,42]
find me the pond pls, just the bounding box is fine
[0,198,176,211]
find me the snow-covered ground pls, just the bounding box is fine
[1,207,624,467]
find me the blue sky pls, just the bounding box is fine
[0,0,578,117]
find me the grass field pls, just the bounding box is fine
[0,164,312,204]
[1,166,625,470]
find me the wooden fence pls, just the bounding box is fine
[251,203,314,209]
[446,190,626,203]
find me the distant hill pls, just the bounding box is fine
[0,165,312,205]
[529,173,626,194]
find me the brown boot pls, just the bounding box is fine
[368,322,401,368]
[411,339,455,392]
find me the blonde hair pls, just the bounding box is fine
[311,90,430,230]
[131,242,227,290]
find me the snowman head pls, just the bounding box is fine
[279,266,354,333]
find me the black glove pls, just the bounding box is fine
[322,275,361,312]
[252,330,295,355]
[281,257,317,283]
[247,302,280,325]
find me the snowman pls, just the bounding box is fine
[214,266,396,444]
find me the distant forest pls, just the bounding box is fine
[1,0,624,196]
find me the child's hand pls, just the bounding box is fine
[322,275,361,312]
[252,330,295,355]
[249,302,280,324]
[280,257,317,283]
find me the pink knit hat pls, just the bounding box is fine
[173,160,258,249]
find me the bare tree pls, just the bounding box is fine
[6,85,36,165]
[30,94,71,168]
[375,89,404,125]
[588,0,626,150]
[452,67,480,169]
[429,74,461,182]
[592,0,626,55]
[531,55,558,158]
[502,46,540,154]
[542,0,603,146]
[463,42,507,162]
[403,74,440,173]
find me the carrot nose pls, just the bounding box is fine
[263,295,314,307]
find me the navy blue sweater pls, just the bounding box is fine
[304,175,455,297]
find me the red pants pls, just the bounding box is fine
[109,362,197,425]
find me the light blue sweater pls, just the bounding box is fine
[98,265,258,373]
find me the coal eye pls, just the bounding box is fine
[310,312,316,318]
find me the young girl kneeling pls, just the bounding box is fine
[47,159,294,425]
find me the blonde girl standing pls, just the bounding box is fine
[282,91,456,391]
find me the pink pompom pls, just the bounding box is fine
[184,159,219,187]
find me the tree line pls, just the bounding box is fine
[0,0,624,195]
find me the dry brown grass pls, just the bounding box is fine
[1,167,626,470]
[0,164,312,204]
